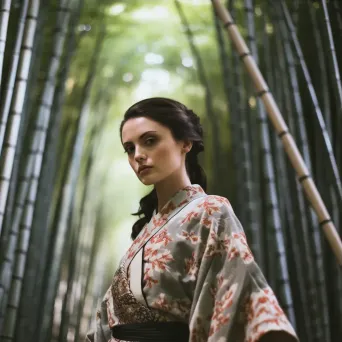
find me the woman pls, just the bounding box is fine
[86,98,298,342]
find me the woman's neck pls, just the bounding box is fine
[155,173,191,212]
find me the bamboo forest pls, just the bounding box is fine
[0,0,341,341]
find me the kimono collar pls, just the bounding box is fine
[153,184,205,219]
[125,184,206,263]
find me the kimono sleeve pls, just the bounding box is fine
[189,202,298,342]
[85,288,118,342]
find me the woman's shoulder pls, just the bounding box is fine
[190,194,235,220]
[190,194,243,232]
[206,194,232,207]
[197,194,232,210]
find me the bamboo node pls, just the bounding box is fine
[278,130,288,138]
[239,52,251,60]
[26,15,38,20]
[256,89,270,97]
[223,21,234,28]
[298,174,311,183]
[319,219,332,227]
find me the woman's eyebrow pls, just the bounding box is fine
[123,130,157,145]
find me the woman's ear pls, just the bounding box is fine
[182,140,193,154]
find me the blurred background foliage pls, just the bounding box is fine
[0,0,341,341]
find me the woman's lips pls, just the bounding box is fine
[138,166,152,175]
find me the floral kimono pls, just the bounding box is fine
[86,184,298,342]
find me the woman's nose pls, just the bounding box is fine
[134,147,146,162]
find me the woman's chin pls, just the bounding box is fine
[140,179,154,185]
[138,170,165,186]
[139,175,155,186]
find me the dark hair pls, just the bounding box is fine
[120,97,207,240]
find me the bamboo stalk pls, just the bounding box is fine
[15,9,83,342]
[81,243,107,338]
[0,1,71,339]
[28,9,85,341]
[75,222,98,340]
[309,1,332,139]
[57,225,78,342]
[240,0,264,269]
[321,0,342,174]
[0,0,43,272]
[243,0,295,324]
[174,0,222,193]
[0,0,29,236]
[242,0,262,238]
[305,2,332,340]
[37,22,103,341]
[70,209,94,340]
[0,0,30,154]
[259,8,280,286]
[223,2,264,269]
[225,2,246,225]
[65,197,96,341]
[280,1,342,202]
[276,64,312,341]
[320,0,342,321]
[273,5,325,339]
[0,0,37,333]
[321,0,342,112]
[269,10,312,339]
[211,0,342,266]
[212,7,240,206]
[74,120,104,340]
[291,0,300,32]
[0,0,12,90]
[332,0,342,43]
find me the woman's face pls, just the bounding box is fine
[121,117,189,186]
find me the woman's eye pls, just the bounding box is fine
[145,138,155,146]
[125,146,134,154]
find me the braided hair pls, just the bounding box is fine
[120,97,207,240]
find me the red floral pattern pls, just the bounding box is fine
[198,200,221,215]
[191,317,208,342]
[244,287,296,342]
[200,215,213,229]
[181,210,200,224]
[209,284,237,336]
[178,230,201,244]
[150,230,172,246]
[230,232,254,263]
[143,248,175,286]
[143,268,159,288]
[184,252,199,281]
[151,293,190,320]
